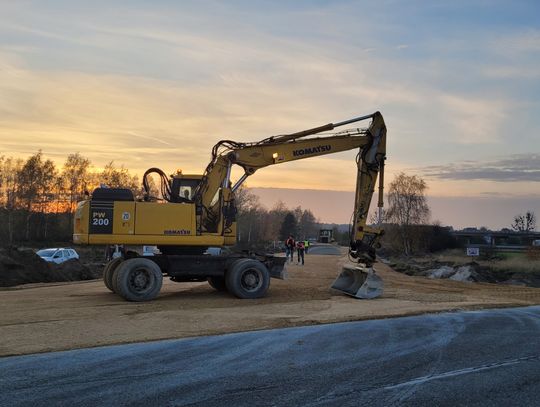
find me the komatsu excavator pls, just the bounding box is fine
[73,112,387,302]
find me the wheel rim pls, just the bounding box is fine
[128,267,154,293]
[240,268,263,292]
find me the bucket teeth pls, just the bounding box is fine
[331,264,383,299]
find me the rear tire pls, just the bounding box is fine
[208,276,227,292]
[226,259,270,299]
[103,257,123,292]
[114,258,163,302]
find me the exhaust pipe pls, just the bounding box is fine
[331,264,383,299]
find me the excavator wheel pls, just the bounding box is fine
[226,258,270,299]
[103,257,123,292]
[208,276,228,292]
[114,257,163,302]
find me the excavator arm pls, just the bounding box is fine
[194,112,387,264]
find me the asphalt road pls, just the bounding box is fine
[2,306,540,407]
[307,244,342,255]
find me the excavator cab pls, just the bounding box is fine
[170,174,202,202]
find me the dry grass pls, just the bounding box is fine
[433,249,540,273]
[432,249,470,264]
[489,256,540,273]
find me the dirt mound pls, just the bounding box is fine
[387,257,540,288]
[51,259,101,281]
[0,248,101,287]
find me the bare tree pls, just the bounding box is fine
[100,161,140,191]
[279,212,298,241]
[386,172,430,255]
[264,200,288,242]
[62,153,92,231]
[234,185,260,215]
[299,209,318,240]
[98,161,147,200]
[293,206,304,238]
[234,185,262,243]
[17,152,57,240]
[0,156,23,246]
[511,211,536,232]
[63,153,91,209]
[369,208,388,225]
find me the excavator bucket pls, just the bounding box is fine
[331,264,383,299]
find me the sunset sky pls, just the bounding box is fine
[1,1,539,228]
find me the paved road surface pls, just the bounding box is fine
[1,306,540,406]
[307,244,342,255]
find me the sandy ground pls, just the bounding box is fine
[1,252,540,356]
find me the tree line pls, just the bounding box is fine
[0,151,319,248]
[0,150,440,255]
[5,151,528,255]
[235,186,319,249]
[0,151,141,245]
[378,172,537,256]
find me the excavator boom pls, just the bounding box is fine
[196,112,386,257]
[193,112,387,299]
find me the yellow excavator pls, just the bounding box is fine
[73,112,387,301]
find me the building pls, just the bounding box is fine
[453,230,540,252]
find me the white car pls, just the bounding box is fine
[37,248,79,264]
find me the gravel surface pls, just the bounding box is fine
[1,251,540,356]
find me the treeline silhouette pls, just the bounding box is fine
[0,151,320,247]
[0,151,141,246]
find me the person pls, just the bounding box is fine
[304,240,309,254]
[296,240,305,265]
[285,235,295,263]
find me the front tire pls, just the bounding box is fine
[103,257,123,292]
[226,259,270,299]
[114,258,163,302]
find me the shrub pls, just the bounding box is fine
[527,246,540,261]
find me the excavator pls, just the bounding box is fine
[73,111,387,302]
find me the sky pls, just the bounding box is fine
[0,0,539,229]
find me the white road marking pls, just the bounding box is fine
[384,355,539,390]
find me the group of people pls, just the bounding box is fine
[285,235,309,265]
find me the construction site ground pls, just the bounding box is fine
[2,250,540,357]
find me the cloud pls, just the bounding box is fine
[436,94,509,144]
[482,65,540,79]
[0,0,538,199]
[421,154,540,182]
[494,28,540,54]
